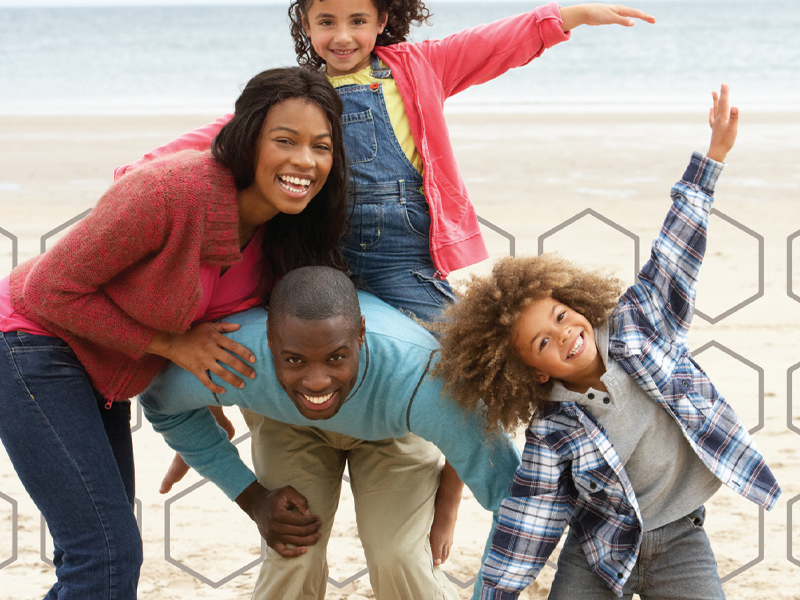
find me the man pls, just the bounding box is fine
[141,266,520,600]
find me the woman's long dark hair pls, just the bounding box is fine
[212,67,349,303]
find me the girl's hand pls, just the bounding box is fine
[707,84,738,163]
[560,4,656,31]
[147,322,256,394]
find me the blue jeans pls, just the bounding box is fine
[549,506,725,600]
[0,331,141,599]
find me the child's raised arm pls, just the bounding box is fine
[707,83,738,162]
[559,3,656,31]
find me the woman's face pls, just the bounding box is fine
[239,97,334,226]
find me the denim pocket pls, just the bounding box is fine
[342,109,377,165]
[401,199,431,239]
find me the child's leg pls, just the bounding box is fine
[348,433,459,600]
[343,194,455,322]
[242,411,347,600]
[637,506,725,600]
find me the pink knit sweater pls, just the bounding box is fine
[9,150,243,400]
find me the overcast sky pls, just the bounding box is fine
[0,0,513,6]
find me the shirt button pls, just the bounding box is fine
[370,82,380,90]
[589,482,597,490]
[603,397,611,405]
[587,393,595,400]
[682,380,690,388]
[617,572,624,579]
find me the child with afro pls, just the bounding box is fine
[436,85,780,599]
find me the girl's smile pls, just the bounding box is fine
[302,0,388,77]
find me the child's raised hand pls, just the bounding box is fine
[560,4,656,31]
[707,84,738,163]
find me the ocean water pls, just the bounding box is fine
[0,0,798,115]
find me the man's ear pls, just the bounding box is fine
[357,315,366,349]
[266,320,274,350]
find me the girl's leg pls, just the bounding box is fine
[0,331,141,600]
[343,197,456,323]
[548,528,634,600]
[637,506,725,600]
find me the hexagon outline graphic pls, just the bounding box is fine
[789,229,800,303]
[40,208,92,254]
[0,490,18,570]
[328,567,370,589]
[695,209,763,324]
[788,493,800,568]
[130,397,143,434]
[787,360,800,436]
[164,431,266,588]
[537,208,640,282]
[0,225,18,270]
[692,341,764,434]
[719,506,766,583]
[477,215,515,257]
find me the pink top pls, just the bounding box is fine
[0,225,265,337]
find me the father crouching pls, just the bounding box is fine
[140,266,519,600]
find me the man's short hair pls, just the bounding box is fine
[268,266,361,330]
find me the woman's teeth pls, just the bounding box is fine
[279,175,311,192]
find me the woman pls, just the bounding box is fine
[0,66,348,599]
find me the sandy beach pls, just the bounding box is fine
[1,109,800,599]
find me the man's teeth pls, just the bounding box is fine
[568,335,583,358]
[304,392,333,405]
[280,175,311,189]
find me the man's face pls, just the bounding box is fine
[268,313,365,420]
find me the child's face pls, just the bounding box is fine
[512,296,604,393]
[302,0,388,77]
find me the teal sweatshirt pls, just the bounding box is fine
[140,292,520,509]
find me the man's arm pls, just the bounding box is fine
[430,459,464,565]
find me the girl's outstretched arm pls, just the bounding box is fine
[560,4,656,31]
[707,83,738,162]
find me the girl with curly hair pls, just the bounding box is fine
[438,86,781,600]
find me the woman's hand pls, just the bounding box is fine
[707,84,738,163]
[560,4,656,31]
[146,322,256,394]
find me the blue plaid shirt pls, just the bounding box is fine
[480,153,781,599]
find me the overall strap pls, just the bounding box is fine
[369,53,392,79]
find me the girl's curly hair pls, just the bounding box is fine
[434,255,623,434]
[289,0,432,69]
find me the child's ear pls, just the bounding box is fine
[536,371,550,385]
[378,13,388,34]
[302,16,311,38]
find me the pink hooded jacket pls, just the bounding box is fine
[115,3,569,277]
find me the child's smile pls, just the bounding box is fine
[512,296,606,393]
[302,0,388,77]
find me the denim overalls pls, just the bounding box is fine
[337,55,455,322]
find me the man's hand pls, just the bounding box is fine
[707,84,738,163]
[160,406,235,494]
[430,461,463,565]
[146,321,256,394]
[235,481,323,558]
[560,4,656,31]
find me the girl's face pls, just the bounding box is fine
[512,296,604,393]
[239,97,334,228]
[302,0,388,77]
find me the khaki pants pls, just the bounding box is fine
[242,410,459,600]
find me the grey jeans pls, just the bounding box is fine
[549,506,725,600]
